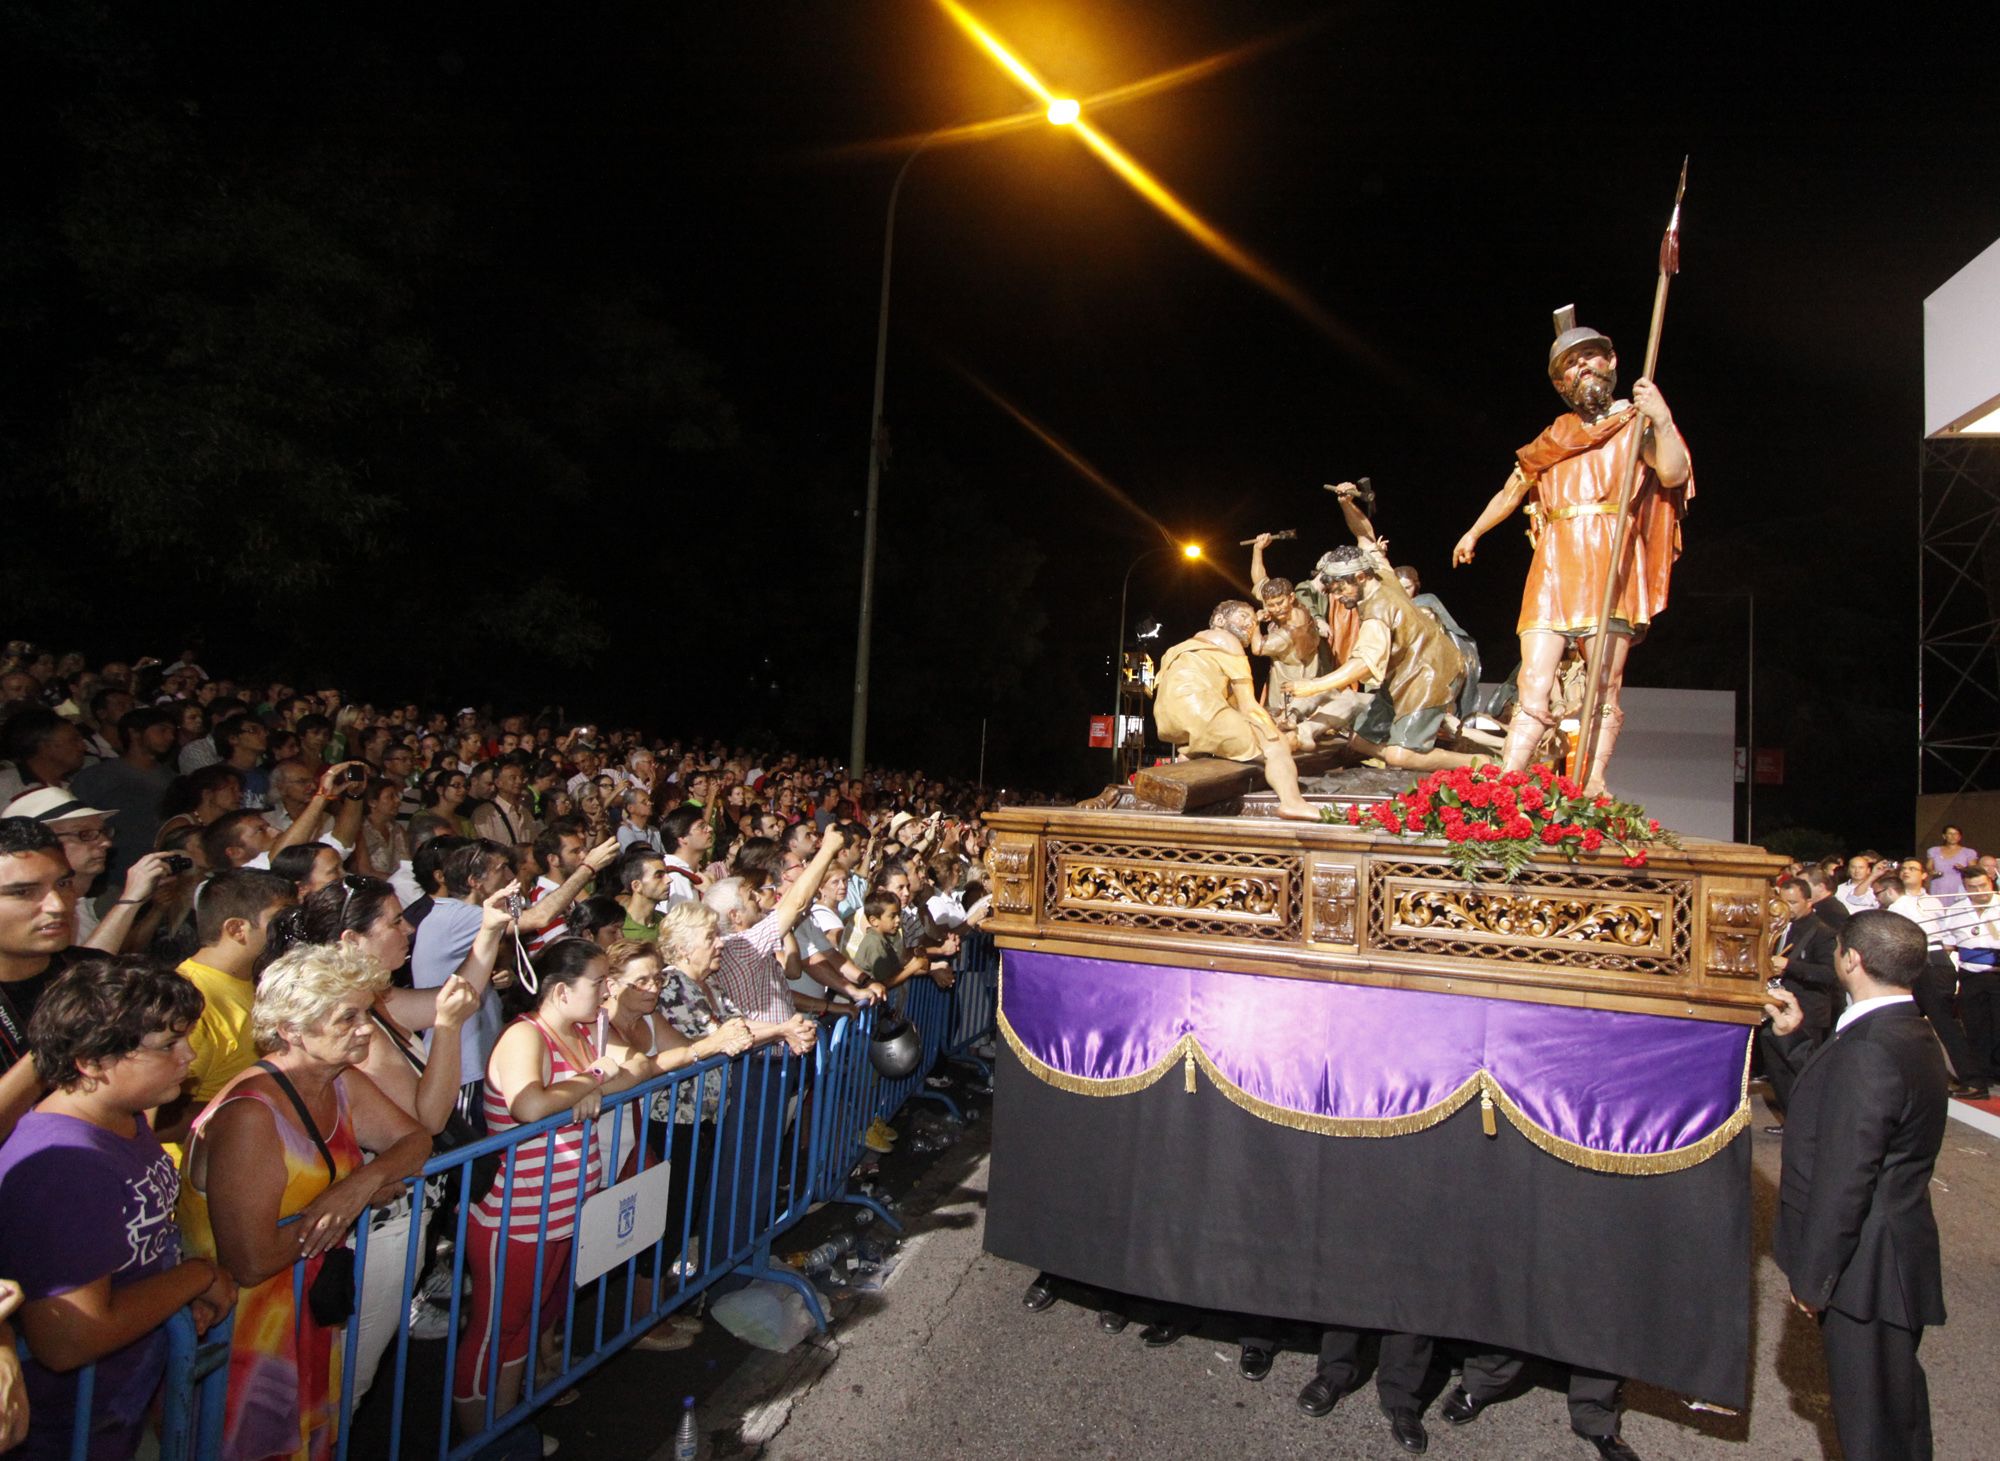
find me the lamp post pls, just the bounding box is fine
[848,99,1085,778]
[1111,540,1202,782]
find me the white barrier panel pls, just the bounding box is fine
[574,1157,674,1288]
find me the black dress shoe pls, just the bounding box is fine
[1385,1407,1428,1453]
[1096,1308,1129,1335]
[1580,1432,1641,1461]
[1022,1277,1056,1312]
[1440,1386,1486,1426]
[1950,1082,1990,1099]
[1237,1345,1274,1382]
[1140,1318,1190,1348]
[1296,1374,1340,1418]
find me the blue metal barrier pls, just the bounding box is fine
[16,1305,234,1461]
[31,943,1004,1461]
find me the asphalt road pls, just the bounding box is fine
[722,1096,1999,1461]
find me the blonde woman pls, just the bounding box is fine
[183,944,430,1461]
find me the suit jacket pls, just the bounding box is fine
[1775,1003,1948,1328]
[1777,913,1840,1034]
[1810,895,1851,934]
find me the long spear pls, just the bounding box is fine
[1572,158,1687,792]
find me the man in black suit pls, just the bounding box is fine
[1767,910,1948,1461]
[1758,877,1840,1129]
[1806,864,1851,934]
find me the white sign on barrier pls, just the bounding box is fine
[573,1158,673,1288]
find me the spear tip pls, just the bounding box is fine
[1675,155,1689,202]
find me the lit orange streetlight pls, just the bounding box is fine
[1046,98,1080,126]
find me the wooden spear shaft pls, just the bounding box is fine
[1571,160,1686,791]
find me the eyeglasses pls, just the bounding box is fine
[56,827,112,846]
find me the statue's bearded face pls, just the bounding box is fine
[1554,348,1618,422]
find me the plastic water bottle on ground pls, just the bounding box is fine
[671,1395,700,1461]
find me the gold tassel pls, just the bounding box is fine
[1184,1040,1197,1093]
[1480,1090,1497,1138]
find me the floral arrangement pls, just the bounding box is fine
[1319,762,1680,882]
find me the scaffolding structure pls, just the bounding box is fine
[1919,436,2000,794]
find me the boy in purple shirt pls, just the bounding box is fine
[0,956,235,1458]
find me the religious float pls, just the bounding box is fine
[981,760,1782,1408]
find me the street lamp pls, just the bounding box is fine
[1111,541,1202,782]
[849,107,1078,778]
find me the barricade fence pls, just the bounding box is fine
[26,933,1004,1461]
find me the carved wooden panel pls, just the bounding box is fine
[1044,839,1303,942]
[1367,860,1692,977]
[1309,861,1359,944]
[987,840,1037,917]
[1703,889,1768,981]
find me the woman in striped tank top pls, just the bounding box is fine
[452,938,650,1440]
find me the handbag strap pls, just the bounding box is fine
[256,1060,340,1185]
[368,1008,428,1076]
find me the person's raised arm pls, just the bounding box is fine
[1633,378,1689,488]
[774,827,843,934]
[407,976,478,1134]
[82,852,179,955]
[1323,481,1378,543]
[517,837,620,934]
[1453,468,1532,566]
[1249,532,1275,594]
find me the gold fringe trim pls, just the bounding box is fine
[996,1006,1196,1099]
[1191,1041,1486,1138]
[998,969,1756,1173]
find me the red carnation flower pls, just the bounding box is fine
[1445,824,1472,843]
[1499,769,1528,788]
[1580,829,1605,852]
[1540,825,1565,845]
[1647,818,1661,833]
[1345,804,1363,825]
[1505,816,1533,839]
[1557,776,1581,798]
[1622,851,1650,868]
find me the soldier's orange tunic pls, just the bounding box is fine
[1514,405,1692,638]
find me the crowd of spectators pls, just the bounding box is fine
[0,638,1024,1459]
[1760,840,2000,1127]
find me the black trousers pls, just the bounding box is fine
[1318,1327,1433,1412]
[1957,968,2000,1079]
[1821,1309,1932,1461]
[1913,955,1984,1083]
[1459,1350,1623,1438]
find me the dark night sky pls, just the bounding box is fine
[12,1,2000,846]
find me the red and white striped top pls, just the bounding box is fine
[473,1015,602,1241]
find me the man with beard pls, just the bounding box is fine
[1152,601,1321,821]
[1451,311,1692,793]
